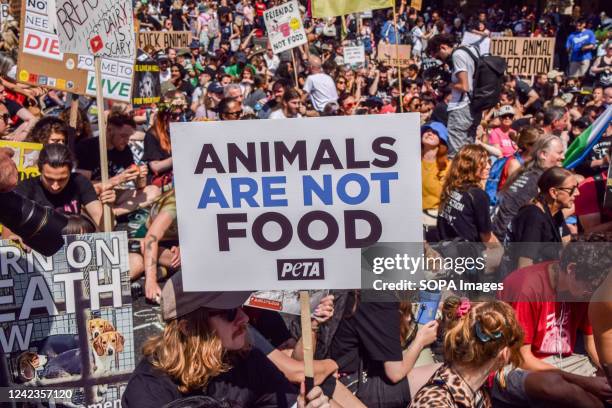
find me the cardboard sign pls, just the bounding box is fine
[411,0,422,11]
[344,45,366,66]
[0,140,42,181]
[137,31,192,53]
[490,37,555,76]
[132,59,161,107]
[377,42,412,67]
[264,0,307,54]
[170,114,423,291]
[0,232,134,406]
[17,0,133,102]
[246,290,329,315]
[55,0,135,59]
[461,31,491,56]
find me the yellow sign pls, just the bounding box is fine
[0,140,43,181]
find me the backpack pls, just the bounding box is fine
[485,153,524,207]
[454,46,507,112]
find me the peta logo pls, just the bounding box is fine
[277,259,325,280]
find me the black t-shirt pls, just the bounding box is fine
[507,204,567,265]
[437,187,492,242]
[76,137,134,181]
[142,130,172,164]
[122,350,298,408]
[5,99,23,125]
[577,136,611,178]
[331,295,403,374]
[15,174,98,215]
[247,308,293,349]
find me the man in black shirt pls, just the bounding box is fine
[76,114,160,216]
[3,145,114,242]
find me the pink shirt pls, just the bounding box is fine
[488,127,517,157]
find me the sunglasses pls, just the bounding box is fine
[209,307,241,322]
[501,114,514,119]
[225,109,243,117]
[0,113,9,123]
[556,184,579,195]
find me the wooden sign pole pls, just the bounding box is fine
[291,49,300,89]
[69,93,79,128]
[392,6,404,113]
[299,291,315,395]
[94,57,112,232]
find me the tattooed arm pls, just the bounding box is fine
[143,211,175,302]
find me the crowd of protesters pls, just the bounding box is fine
[0,0,612,407]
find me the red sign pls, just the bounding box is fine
[90,35,104,54]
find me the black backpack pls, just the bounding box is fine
[454,46,507,112]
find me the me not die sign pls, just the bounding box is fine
[55,0,135,59]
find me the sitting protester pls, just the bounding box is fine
[129,189,181,302]
[500,234,612,376]
[437,144,497,243]
[25,116,68,145]
[330,291,439,408]
[421,121,449,228]
[492,135,565,240]
[411,299,523,408]
[504,167,578,270]
[77,113,160,216]
[2,144,114,242]
[122,272,335,408]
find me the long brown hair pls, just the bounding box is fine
[439,144,489,211]
[152,90,185,154]
[143,308,230,393]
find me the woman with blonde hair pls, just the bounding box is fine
[411,298,524,408]
[123,273,330,407]
[437,144,497,243]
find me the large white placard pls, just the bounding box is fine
[171,115,423,291]
[55,0,135,59]
[263,0,307,54]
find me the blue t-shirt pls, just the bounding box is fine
[565,29,597,62]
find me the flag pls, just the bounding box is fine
[311,0,394,18]
[564,105,612,170]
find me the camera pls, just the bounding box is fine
[0,191,67,256]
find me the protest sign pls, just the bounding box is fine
[0,3,9,23]
[137,31,192,53]
[377,42,411,67]
[344,45,366,66]
[246,290,328,315]
[55,0,135,59]
[0,140,42,181]
[0,232,134,406]
[461,31,491,56]
[171,114,422,291]
[17,0,133,102]
[78,54,134,101]
[264,0,307,54]
[132,58,161,107]
[490,37,555,76]
[411,0,422,11]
